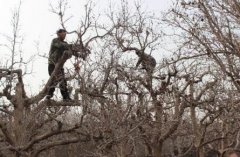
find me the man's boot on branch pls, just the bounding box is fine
[63,95,72,102]
[45,94,53,100]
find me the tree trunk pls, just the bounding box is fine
[13,82,26,146]
[196,147,204,157]
[152,142,163,157]
[189,83,204,157]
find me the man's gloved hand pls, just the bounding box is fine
[71,44,81,52]
[70,44,90,60]
[75,52,87,60]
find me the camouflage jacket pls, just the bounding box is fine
[48,38,71,65]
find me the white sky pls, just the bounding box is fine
[0,0,172,95]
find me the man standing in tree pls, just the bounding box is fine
[135,50,156,74]
[46,29,72,100]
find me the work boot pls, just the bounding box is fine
[45,95,53,100]
[63,96,72,102]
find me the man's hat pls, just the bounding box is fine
[56,29,67,33]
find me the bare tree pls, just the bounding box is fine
[164,0,240,156]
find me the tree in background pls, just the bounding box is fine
[164,0,240,156]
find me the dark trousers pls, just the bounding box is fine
[47,64,70,99]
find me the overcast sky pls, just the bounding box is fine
[0,0,172,95]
